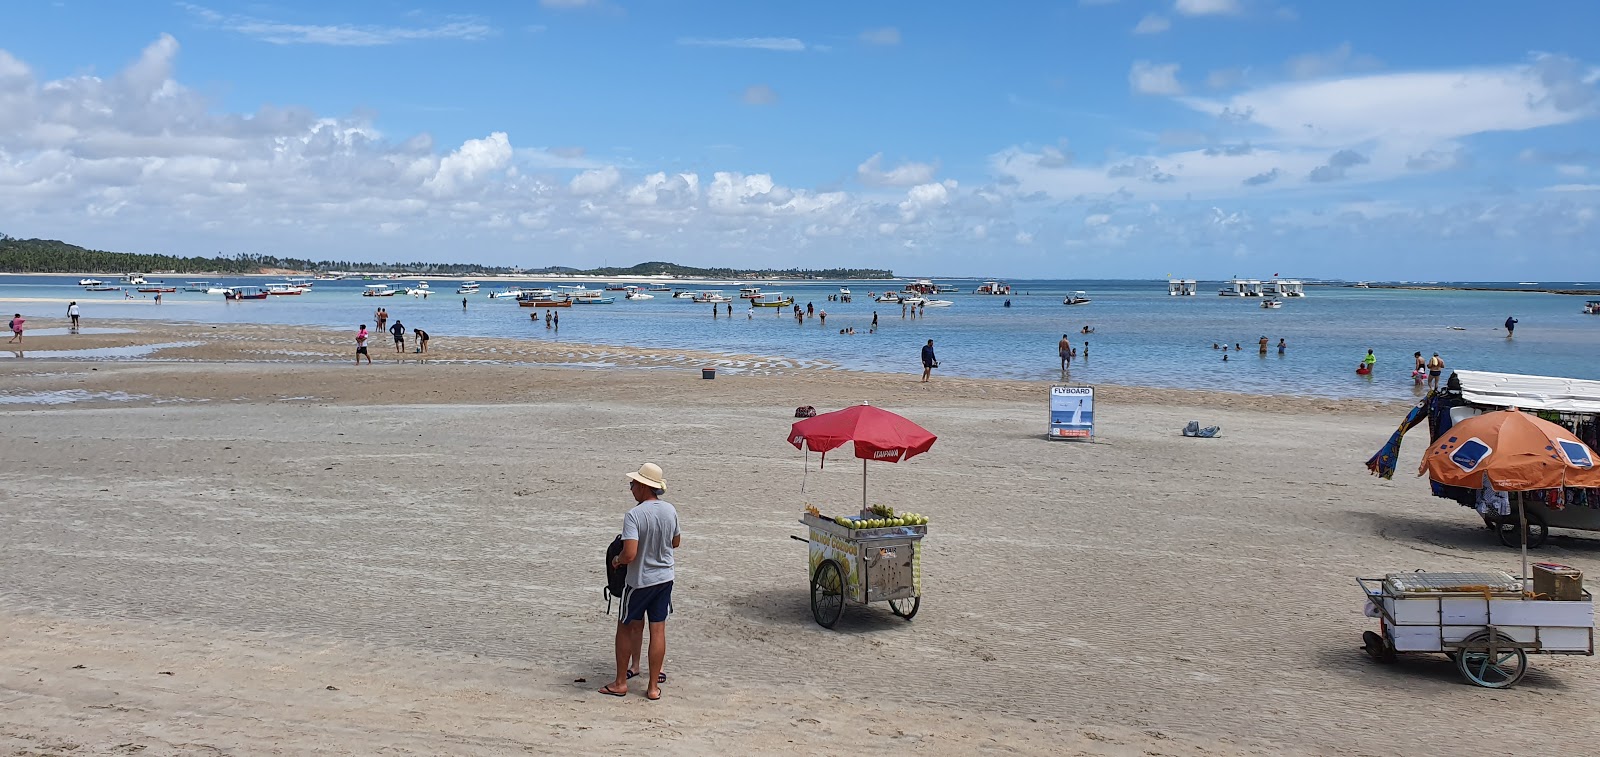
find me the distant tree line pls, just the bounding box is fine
[0,236,896,279]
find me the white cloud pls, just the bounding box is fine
[860,27,901,46]
[857,153,938,187]
[1174,0,1240,16]
[742,84,778,105]
[1130,61,1183,95]
[426,132,512,195]
[1285,42,1382,80]
[569,166,621,195]
[181,4,493,46]
[1133,14,1171,34]
[676,37,806,52]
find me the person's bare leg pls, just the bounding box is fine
[603,620,635,695]
[646,621,667,699]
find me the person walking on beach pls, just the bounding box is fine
[7,313,23,344]
[1426,352,1445,390]
[920,339,936,383]
[1504,316,1518,337]
[414,328,430,355]
[390,320,406,353]
[599,462,679,701]
[1059,334,1072,370]
[355,324,371,365]
[67,301,80,332]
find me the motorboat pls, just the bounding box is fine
[287,277,315,289]
[975,281,1011,295]
[692,290,732,303]
[85,285,121,292]
[739,286,763,299]
[456,280,480,294]
[922,299,953,307]
[487,287,524,299]
[904,279,939,294]
[899,295,926,306]
[137,285,177,293]
[518,290,570,307]
[1167,279,1197,296]
[839,286,851,295]
[362,284,397,297]
[1219,279,1262,297]
[1263,278,1305,297]
[752,292,794,307]
[1353,282,1371,288]
[1063,291,1091,306]
[122,273,148,285]
[265,283,305,295]
[571,293,615,304]
[405,282,432,297]
[647,284,673,292]
[206,284,232,294]
[876,292,904,303]
[184,281,214,292]
[624,286,654,300]
[224,286,268,300]
[78,278,103,286]
[1261,298,1282,309]
[672,289,698,299]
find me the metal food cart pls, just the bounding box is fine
[796,513,923,627]
[1358,570,1594,688]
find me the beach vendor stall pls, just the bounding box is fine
[787,403,935,629]
[1368,370,1600,547]
[1357,407,1598,688]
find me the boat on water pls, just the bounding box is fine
[1261,298,1282,309]
[517,290,571,307]
[604,284,630,292]
[647,284,673,292]
[974,281,1011,295]
[487,287,524,299]
[672,289,698,299]
[738,286,763,299]
[1262,278,1305,297]
[624,286,654,300]
[184,281,215,292]
[572,294,616,304]
[122,273,148,285]
[875,292,904,303]
[137,285,177,293]
[922,299,952,307]
[224,286,268,300]
[904,279,940,295]
[362,284,397,297]
[1063,291,1091,306]
[1219,279,1262,297]
[692,290,732,303]
[1353,282,1371,288]
[1167,279,1198,296]
[265,283,305,295]
[456,280,480,294]
[839,286,851,295]
[78,278,103,286]
[287,277,315,289]
[898,295,926,306]
[1585,300,1600,315]
[753,292,793,307]
[405,282,432,296]
[85,285,121,292]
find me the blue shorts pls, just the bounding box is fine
[619,581,673,624]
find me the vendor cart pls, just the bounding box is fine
[1358,571,1594,688]
[797,513,924,628]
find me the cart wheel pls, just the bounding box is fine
[888,596,920,620]
[1362,631,1397,664]
[810,560,845,629]
[1455,631,1527,689]
[1496,510,1548,549]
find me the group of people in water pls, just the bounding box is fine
[1212,337,1288,363]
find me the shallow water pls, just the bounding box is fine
[0,341,203,360]
[4,275,1598,400]
[0,389,147,405]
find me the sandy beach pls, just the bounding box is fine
[3,320,1598,756]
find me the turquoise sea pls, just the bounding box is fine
[3,275,1598,401]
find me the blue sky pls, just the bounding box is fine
[2,1,1597,278]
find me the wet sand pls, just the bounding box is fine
[2,320,1597,756]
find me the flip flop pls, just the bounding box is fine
[627,670,667,683]
[598,684,626,697]
[646,690,661,701]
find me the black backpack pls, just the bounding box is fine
[603,535,626,614]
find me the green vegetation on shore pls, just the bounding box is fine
[0,236,895,279]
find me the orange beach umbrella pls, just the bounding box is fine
[1418,409,1600,490]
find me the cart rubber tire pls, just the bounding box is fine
[888,596,920,620]
[1362,631,1396,664]
[1496,509,1548,549]
[1455,631,1527,689]
[810,560,846,629]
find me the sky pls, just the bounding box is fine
[1,1,1597,279]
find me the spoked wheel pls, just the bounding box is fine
[1497,510,1548,548]
[1455,631,1528,688]
[888,596,920,620]
[810,560,845,629]
[1362,631,1396,663]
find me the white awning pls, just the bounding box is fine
[1454,370,1600,414]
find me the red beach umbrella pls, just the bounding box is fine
[788,403,937,514]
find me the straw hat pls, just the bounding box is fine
[626,462,666,492]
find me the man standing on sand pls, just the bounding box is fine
[1059,334,1072,370]
[390,320,406,353]
[1426,352,1445,390]
[1505,316,1518,337]
[921,339,936,383]
[599,462,680,701]
[67,301,80,332]
[355,324,371,365]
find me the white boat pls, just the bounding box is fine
[1261,298,1282,309]
[78,278,103,286]
[672,290,698,299]
[692,290,732,304]
[121,273,148,285]
[184,281,214,292]
[487,287,524,299]
[362,284,398,297]
[922,299,952,307]
[839,286,851,295]
[287,277,315,289]
[1353,282,1371,288]
[975,281,1011,295]
[206,285,232,295]
[405,281,432,297]
[1063,291,1091,306]
[647,284,673,292]
[1219,279,1262,297]
[456,280,480,294]
[738,286,763,299]
[899,295,926,306]
[265,283,305,295]
[624,286,654,300]
[1167,279,1197,296]
[876,292,904,303]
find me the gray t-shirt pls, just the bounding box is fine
[621,499,680,588]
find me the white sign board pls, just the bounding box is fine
[1049,386,1094,440]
